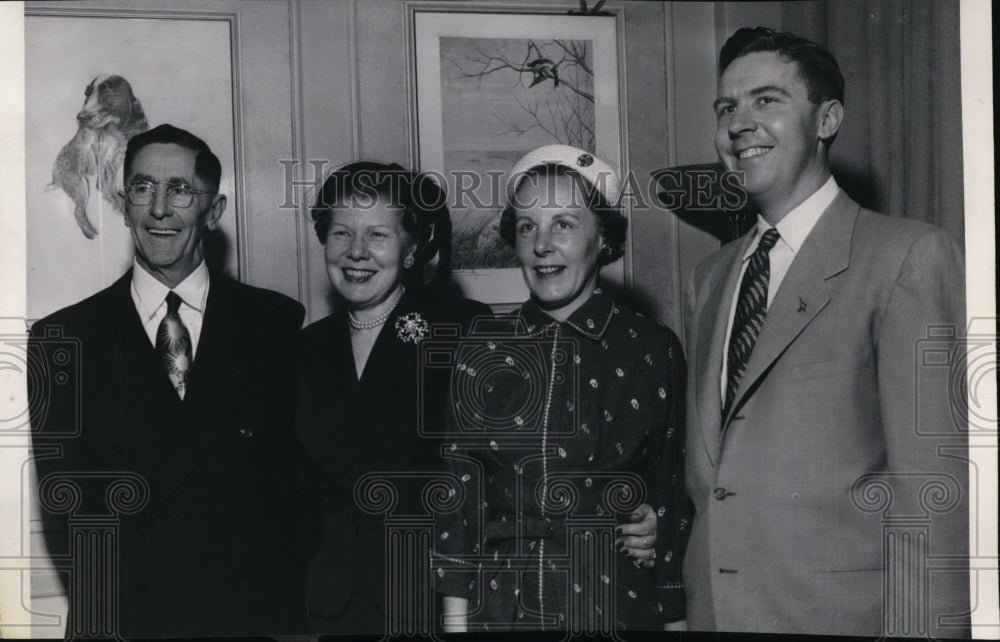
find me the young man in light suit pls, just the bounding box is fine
[682,27,969,637]
[29,125,308,637]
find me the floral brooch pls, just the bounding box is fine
[396,312,430,343]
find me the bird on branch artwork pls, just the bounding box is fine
[444,38,595,151]
[527,58,559,87]
[439,36,598,268]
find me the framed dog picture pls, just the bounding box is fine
[408,5,627,307]
[25,6,239,321]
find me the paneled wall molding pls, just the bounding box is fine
[348,0,362,161]
[614,2,634,293]
[661,0,684,342]
[289,0,309,304]
[292,0,360,322]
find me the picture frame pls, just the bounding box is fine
[24,5,243,322]
[408,4,628,307]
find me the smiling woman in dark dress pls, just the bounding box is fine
[432,145,688,632]
[295,162,490,634]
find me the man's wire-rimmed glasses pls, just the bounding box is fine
[123,180,215,208]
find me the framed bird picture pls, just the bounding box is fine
[409,4,627,307]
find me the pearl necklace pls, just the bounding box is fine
[348,286,405,330]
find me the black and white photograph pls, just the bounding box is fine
[0,0,995,640]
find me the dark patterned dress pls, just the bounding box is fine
[432,289,688,631]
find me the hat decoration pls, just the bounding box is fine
[504,144,622,207]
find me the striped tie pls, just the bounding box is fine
[724,228,780,416]
[156,291,193,399]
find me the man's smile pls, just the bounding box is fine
[146,228,180,237]
[737,146,773,159]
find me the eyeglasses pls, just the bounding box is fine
[123,180,215,208]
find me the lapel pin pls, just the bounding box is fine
[798,297,807,313]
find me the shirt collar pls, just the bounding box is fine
[743,175,839,260]
[517,288,616,341]
[132,259,210,317]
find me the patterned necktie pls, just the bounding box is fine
[724,228,780,415]
[156,291,193,399]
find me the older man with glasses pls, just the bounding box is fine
[29,124,309,637]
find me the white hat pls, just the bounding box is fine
[504,144,622,208]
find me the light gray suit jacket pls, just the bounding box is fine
[682,192,969,637]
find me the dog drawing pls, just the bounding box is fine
[50,74,148,239]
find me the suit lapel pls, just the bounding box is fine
[694,237,752,466]
[723,193,857,426]
[183,273,238,409]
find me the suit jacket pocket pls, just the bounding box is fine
[792,349,873,380]
[810,561,884,572]
[807,541,884,573]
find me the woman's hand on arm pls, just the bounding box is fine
[615,503,657,568]
[441,596,469,633]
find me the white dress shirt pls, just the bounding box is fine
[130,259,210,358]
[720,176,840,401]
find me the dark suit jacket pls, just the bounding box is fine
[295,288,490,630]
[682,192,969,637]
[29,270,307,637]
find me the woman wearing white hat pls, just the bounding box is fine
[432,145,688,631]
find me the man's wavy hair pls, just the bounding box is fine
[124,124,222,192]
[720,26,845,106]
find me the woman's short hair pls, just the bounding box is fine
[310,161,449,272]
[499,163,627,266]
